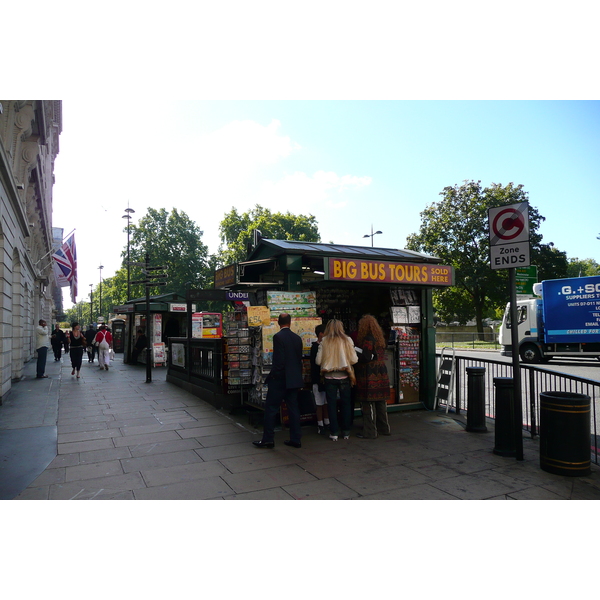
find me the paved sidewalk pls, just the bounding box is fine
[2,352,600,500]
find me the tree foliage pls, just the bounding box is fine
[217,204,321,266]
[127,208,211,299]
[406,180,568,332]
[567,257,600,277]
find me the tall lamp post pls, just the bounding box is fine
[122,205,135,301]
[363,225,382,247]
[89,284,93,323]
[98,264,104,318]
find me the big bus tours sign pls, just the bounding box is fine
[325,258,453,286]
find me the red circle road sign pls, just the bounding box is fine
[492,208,525,241]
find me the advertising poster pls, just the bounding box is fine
[153,313,162,344]
[248,306,271,326]
[153,342,166,364]
[171,343,185,367]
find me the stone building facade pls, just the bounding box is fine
[0,100,62,402]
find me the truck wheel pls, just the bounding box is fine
[520,344,541,364]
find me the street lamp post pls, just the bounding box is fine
[363,225,382,247]
[89,284,93,323]
[98,264,104,318]
[122,205,135,301]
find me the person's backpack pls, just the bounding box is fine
[97,331,110,350]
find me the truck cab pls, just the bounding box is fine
[499,298,545,363]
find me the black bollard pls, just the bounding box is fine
[466,366,487,432]
[493,377,516,456]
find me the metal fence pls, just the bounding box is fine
[435,332,500,349]
[436,352,600,465]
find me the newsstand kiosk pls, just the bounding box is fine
[166,239,454,420]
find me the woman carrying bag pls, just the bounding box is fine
[315,319,358,441]
[354,314,391,439]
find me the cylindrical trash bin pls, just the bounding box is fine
[493,377,516,456]
[466,367,487,432]
[540,391,591,476]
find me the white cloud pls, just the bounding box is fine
[257,170,372,210]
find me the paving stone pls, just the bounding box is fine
[48,473,146,498]
[402,459,463,481]
[66,459,125,482]
[47,453,81,468]
[57,421,110,435]
[134,477,235,500]
[57,414,116,426]
[58,437,115,455]
[356,483,460,500]
[141,459,229,487]
[30,467,66,487]
[78,446,132,464]
[222,464,317,494]
[176,423,244,439]
[225,488,295,500]
[48,481,137,500]
[283,478,360,500]
[128,438,202,457]
[338,464,432,496]
[195,442,265,462]
[13,486,50,500]
[179,416,229,429]
[112,430,182,448]
[300,453,386,479]
[220,451,305,474]
[57,428,122,444]
[430,471,527,500]
[121,450,204,473]
[503,486,566,500]
[189,431,256,447]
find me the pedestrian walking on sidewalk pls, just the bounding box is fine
[84,324,97,363]
[316,319,358,441]
[68,322,87,378]
[51,323,65,361]
[94,324,113,370]
[354,314,391,439]
[35,319,51,378]
[253,313,304,449]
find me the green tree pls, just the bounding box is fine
[217,204,321,266]
[406,180,567,335]
[566,257,600,277]
[127,208,211,298]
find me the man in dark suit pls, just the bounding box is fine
[253,313,304,449]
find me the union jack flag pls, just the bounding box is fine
[52,233,77,303]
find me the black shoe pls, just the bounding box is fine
[252,440,274,449]
[284,440,301,448]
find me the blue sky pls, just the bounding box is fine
[52,100,599,307]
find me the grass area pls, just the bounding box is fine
[436,341,500,350]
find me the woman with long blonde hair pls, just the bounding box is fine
[355,315,391,438]
[315,319,358,441]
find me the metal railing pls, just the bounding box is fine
[436,353,600,465]
[435,332,500,350]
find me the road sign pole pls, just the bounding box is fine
[509,268,524,461]
[145,252,152,384]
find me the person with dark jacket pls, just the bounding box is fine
[310,324,329,435]
[51,324,65,361]
[84,325,97,363]
[130,329,148,364]
[253,313,304,449]
[354,314,391,439]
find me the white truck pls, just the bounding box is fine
[499,275,600,363]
